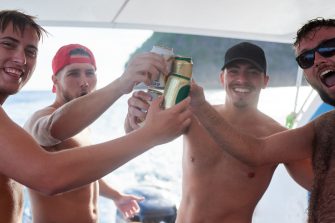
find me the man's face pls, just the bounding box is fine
[54,63,97,102]
[296,27,335,106]
[221,61,268,108]
[0,23,39,100]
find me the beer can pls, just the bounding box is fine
[137,88,163,126]
[172,56,193,78]
[164,56,193,109]
[147,88,163,101]
[150,45,174,89]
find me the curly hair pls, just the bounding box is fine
[0,10,47,40]
[294,18,335,48]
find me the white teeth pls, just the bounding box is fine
[4,68,23,77]
[234,87,250,93]
[320,70,334,77]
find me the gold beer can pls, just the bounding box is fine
[150,45,174,89]
[164,56,193,109]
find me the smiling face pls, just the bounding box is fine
[221,61,268,109]
[296,27,335,106]
[0,23,39,103]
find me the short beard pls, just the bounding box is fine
[233,100,248,108]
[315,88,335,107]
[62,91,74,103]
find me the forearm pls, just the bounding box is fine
[43,127,156,194]
[99,179,121,200]
[192,101,263,165]
[2,124,155,196]
[50,80,125,139]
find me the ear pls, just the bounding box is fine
[219,71,225,86]
[51,75,58,93]
[51,74,58,84]
[262,74,269,89]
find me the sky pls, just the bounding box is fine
[24,26,153,91]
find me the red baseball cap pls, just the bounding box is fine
[52,44,97,92]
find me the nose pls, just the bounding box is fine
[79,76,89,88]
[314,51,328,67]
[12,48,27,65]
[235,72,249,83]
[80,79,89,88]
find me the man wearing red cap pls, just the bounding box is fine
[24,44,152,222]
[125,42,313,222]
[0,10,191,223]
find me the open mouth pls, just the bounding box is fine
[320,70,335,87]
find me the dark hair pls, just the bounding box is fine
[294,17,335,48]
[69,48,92,57]
[0,10,47,40]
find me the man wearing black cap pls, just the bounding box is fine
[125,42,313,222]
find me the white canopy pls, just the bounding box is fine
[2,0,335,43]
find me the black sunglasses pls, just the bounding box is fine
[296,38,335,69]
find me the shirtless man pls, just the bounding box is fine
[125,42,313,222]
[189,18,335,223]
[0,10,191,223]
[23,44,147,222]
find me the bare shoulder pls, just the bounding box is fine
[212,104,224,112]
[0,106,31,143]
[257,111,287,135]
[0,105,16,125]
[23,106,56,130]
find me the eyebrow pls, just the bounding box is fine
[0,36,19,42]
[0,36,38,52]
[299,37,334,54]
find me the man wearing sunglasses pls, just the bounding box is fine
[189,18,335,223]
[296,23,335,107]
[0,10,192,223]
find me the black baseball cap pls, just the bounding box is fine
[221,42,267,73]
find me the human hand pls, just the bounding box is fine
[189,80,206,108]
[143,96,192,145]
[114,193,144,219]
[126,91,152,132]
[118,52,168,94]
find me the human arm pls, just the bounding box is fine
[284,158,313,191]
[99,179,144,219]
[189,81,314,166]
[24,52,168,146]
[0,96,191,195]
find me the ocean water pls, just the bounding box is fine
[3,86,315,223]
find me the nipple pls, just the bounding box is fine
[248,172,255,178]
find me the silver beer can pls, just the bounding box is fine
[150,45,174,89]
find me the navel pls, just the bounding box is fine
[191,156,195,162]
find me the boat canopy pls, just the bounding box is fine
[3,0,335,43]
